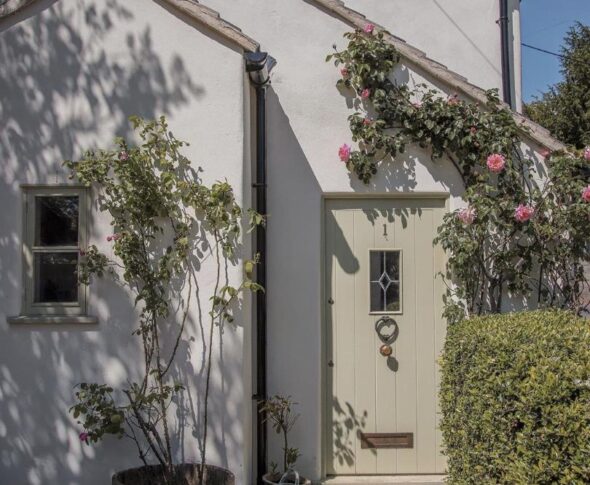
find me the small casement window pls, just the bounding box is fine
[369,249,402,314]
[21,187,88,316]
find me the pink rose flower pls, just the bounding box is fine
[514,204,535,223]
[447,94,459,105]
[412,100,422,108]
[118,151,129,162]
[364,23,375,34]
[338,144,352,162]
[584,147,590,161]
[540,148,551,158]
[363,117,372,125]
[79,432,89,443]
[457,207,476,225]
[360,88,371,100]
[106,236,113,242]
[582,186,590,202]
[340,67,349,78]
[470,126,477,135]
[486,153,506,173]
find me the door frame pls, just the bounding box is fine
[320,192,450,479]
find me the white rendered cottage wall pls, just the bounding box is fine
[0,1,252,484]
[346,0,503,97]
[205,1,544,481]
[345,0,523,112]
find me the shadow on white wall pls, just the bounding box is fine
[0,1,246,483]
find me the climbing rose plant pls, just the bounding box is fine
[66,116,262,483]
[327,28,590,321]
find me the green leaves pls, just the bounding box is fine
[440,310,590,484]
[259,395,301,474]
[70,383,126,443]
[524,23,590,149]
[247,208,265,232]
[77,245,108,285]
[329,29,590,316]
[66,116,263,472]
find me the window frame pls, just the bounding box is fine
[368,248,403,315]
[21,185,89,316]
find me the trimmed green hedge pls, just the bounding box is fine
[440,310,590,484]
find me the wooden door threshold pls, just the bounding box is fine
[321,476,446,485]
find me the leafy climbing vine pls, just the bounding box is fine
[67,116,262,484]
[328,26,590,322]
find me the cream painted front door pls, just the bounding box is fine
[325,198,447,475]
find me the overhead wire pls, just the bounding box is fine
[521,42,565,59]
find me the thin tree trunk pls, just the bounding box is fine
[152,316,174,478]
[200,232,222,484]
[124,391,167,468]
[283,425,289,472]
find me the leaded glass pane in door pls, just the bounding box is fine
[369,250,401,312]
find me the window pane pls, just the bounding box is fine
[35,196,79,246]
[385,251,400,281]
[370,282,384,312]
[370,251,384,281]
[385,282,400,312]
[370,250,401,312]
[34,252,78,302]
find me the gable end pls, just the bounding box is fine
[0,0,260,53]
[307,0,566,152]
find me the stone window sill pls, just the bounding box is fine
[7,315,98,325]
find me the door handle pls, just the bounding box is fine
[328,360,334,368]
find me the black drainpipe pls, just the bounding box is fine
[244,51,276,484]
[498,0,513,108]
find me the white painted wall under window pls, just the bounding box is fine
[0,1,251,484]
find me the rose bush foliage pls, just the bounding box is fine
[328,28,590,320]
[66,116,262,481]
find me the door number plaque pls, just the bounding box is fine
[360,432,414,449]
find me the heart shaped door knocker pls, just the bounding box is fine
[375,316,398,344]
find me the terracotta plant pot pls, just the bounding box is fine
[112,463,235,485]
[262,472,311,485]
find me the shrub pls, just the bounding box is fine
[66,116,263,483]
[440,310,590,484]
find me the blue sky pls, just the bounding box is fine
[521,0,590,102]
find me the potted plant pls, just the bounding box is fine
[260,396,310,485]
[67,116,263,485]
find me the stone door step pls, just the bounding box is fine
[321,476,446,485]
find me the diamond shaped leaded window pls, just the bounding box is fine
[370,250,401,313]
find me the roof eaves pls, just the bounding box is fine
[0,0,260,54]
[163,0,259,53]
[0,0,36,18]
[307,0,566,152]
